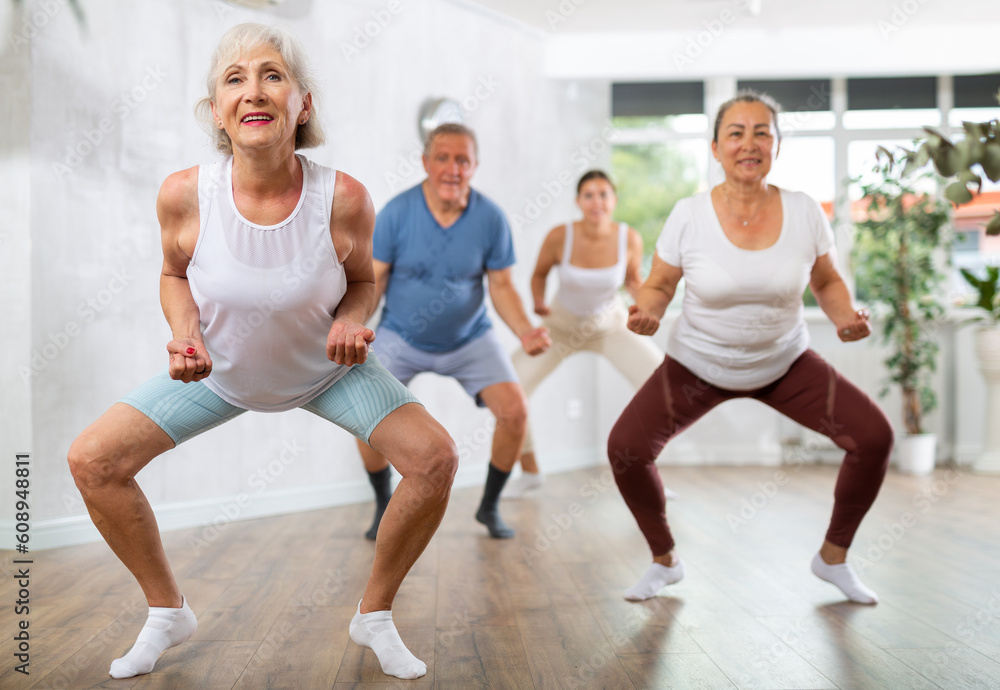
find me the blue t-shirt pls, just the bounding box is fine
[374,184,515,352]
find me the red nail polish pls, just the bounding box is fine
[186,347,195,355]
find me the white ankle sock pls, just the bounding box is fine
[109,597,197,678]
[624,560,685,601]
[811,553,879,604]
[349,602,426,679]
[501,472,544,499]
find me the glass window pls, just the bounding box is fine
[948,107,1000,128]
[843,109,941,130]
[846,139,938,199]
[767,136,835,207]
[612,141,708,253]
[612,81,704,118]
[611,114,708,137]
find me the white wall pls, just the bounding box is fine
[2,0,610,549]
[3,0,995,551]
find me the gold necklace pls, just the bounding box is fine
[723,185,767,227]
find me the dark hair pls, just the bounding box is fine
[423,123,478,158]
[712,89,782,144]
[576,169,617,195]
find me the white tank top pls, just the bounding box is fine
[187,155,349,412]
[555,222,628,317]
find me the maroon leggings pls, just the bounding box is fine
[607,350,893,556]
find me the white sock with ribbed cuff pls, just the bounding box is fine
[811,553,878,604]
[349,601,426,679]
[624,560,685,601]
[109,597,197,678]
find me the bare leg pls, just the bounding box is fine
[520,450,539,474]
[480,382,529,473]
[473,382,527,537]
[350,403,457,679]
[68,403,198,677]
[68,403,181,607]
[356,438,391,473]
[359,403,457,611]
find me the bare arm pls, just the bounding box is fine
[158,167,212,383]
[627,254,683,336]
[327,171,378,365]
[530,226,563,316]
[623,227,645,301]
[809,249,871,342]
[372,258,391,307]
[487,267,551,355]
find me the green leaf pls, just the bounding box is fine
[944,180,974,205]
[981,143,1000,182]
[963,121,988,139]
[987,211,1000,236]
[929,143,961,177]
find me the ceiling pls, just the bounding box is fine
[458,0,1000,34]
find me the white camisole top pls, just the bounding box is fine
[187,155,350,412]
[555,221,628,317]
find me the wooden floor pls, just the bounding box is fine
[2,464,1000,689]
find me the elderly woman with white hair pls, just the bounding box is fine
[67,23,455,681]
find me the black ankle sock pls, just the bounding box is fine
[365,466,393,540]
[475,464,514,539]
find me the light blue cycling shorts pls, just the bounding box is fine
[120,352,420,446]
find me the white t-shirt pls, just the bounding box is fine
[655,188,834,390]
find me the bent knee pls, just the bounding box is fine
[67,435,134,491]
[413,432,459,495]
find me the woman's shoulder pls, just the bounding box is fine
[157,166,200,217]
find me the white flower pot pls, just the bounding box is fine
[973,326,1000,474]
[896,433,936,475]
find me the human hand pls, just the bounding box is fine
[327,321,375,365]
[627,304,660,336]
[836,309,871,342]
[167,338,212,383]
[534,302,551,317]
[521,326,551,356]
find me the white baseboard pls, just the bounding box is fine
[2,479,375,552]
[2,449,608,552]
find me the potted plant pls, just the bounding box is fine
[851,149,953,474]
[905,116,1000,472]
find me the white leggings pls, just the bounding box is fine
[512,297,664,454]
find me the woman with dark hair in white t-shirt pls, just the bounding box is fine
[609,91,892,605]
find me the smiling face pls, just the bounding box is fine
[210,43,310,154]
[711,101,779,185]
[422,133,478,205]
[576,178,617,224]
